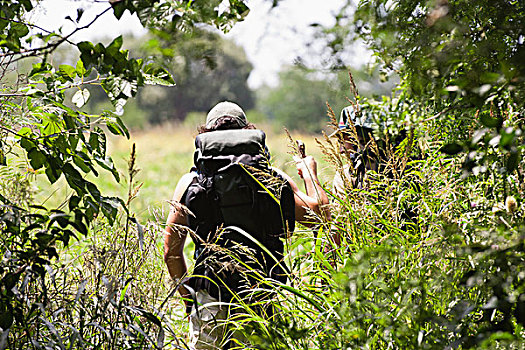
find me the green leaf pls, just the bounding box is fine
[2,272,21,291]
[86,182,101,201]
[0,309,14,330]
[75,59,88,77]
[72,88,90,108]
[9,22,29,38]
[63,112,76,130]
[143,62,175,86]
[60,229,74,246]
[84,196,99,221]
[36,32,60,44]
[58,64,76,81]
[50,100,79,118]
[507,151,520,173]
[18,127,32,136]
[0,38,20,51]
[499,128,516,148]
[63,163,85,194]
[48,212,70,229]
[102,76,137,101]
[480,113,503,128]
[89,128,107,155]
[73,152,94,174]
[20,0,33,11]
[45,160,62,184]
[108,35,123,51]
[77,41,94,53]
[94,155,120,182]
[42,120,61,138]
[29,62,53,78]
[73,210,88,235]
[105,115,129,138]
[100,196,120,225]
[0,148,6,166]
[480,72,501,84]
[88,131,100,153]
[28,148,46,170]
[20,137,36,151]
[77,41,96,68]
[440,142,463,155]
[111,2,127,20]
[69,196,81,211]
[120,277,133,303]
[106,119,121,136]
[231,0,250,18]
[115,116,129,139]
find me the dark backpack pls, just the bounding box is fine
[182,129,295,301]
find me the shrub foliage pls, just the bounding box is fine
[1,1,524,349]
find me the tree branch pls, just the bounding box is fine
[0,77,102,98]
[0,6,113,63]
[0,93,28,98]
[0,16,74,45]
[0,125,24,137]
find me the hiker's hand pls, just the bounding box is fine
[294,155,317,179]
[180,289,192,315]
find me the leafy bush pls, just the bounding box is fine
[1,1,525,349]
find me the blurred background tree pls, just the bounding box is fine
[80,29,255,128]
[257,65,396,133]
[136,28,255,123]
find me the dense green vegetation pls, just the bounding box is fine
[1,0,524,349]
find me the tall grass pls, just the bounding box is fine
[15,112,524,349]
[1,144,187,349]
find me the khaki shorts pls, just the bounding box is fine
[189,290,245,350]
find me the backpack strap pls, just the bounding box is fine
[177,172,197,201]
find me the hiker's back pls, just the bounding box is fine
[183,129,295,299]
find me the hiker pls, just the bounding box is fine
[331,104,379,193]
[163,101,329,349]
[331,103,420,232]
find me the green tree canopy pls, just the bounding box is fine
[355,0,525,108]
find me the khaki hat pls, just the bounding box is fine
[205,101,248,129]
[329,104,374,137]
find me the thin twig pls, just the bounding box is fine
[0,6,113,63]
[0,93,29,97]
[421,105,456,123]
[0,125,23,137]
[0,16,74,45]
[0,76,102,97]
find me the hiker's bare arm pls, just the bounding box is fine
[163,172,195,299]
[273,156,330,226]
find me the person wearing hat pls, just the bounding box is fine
[331,104,379,193]
[163,101,329,349]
